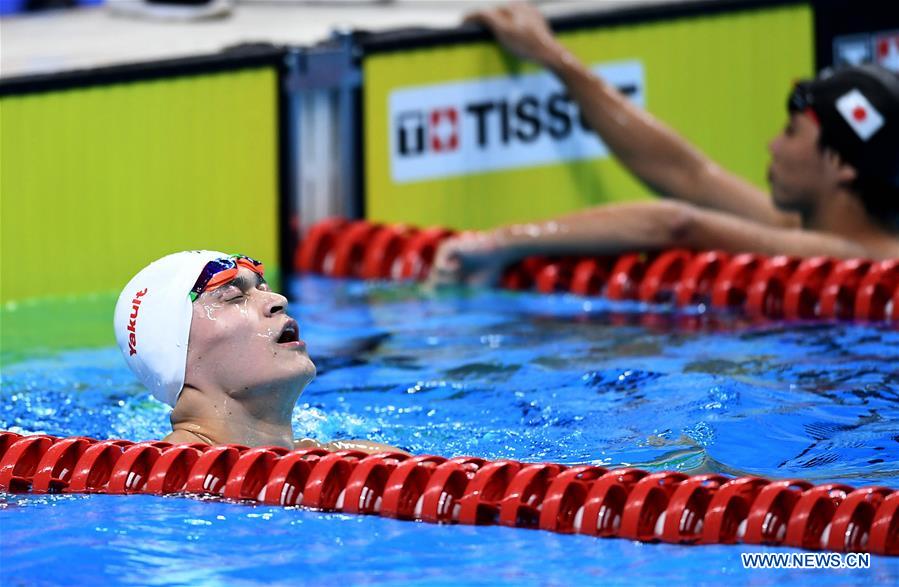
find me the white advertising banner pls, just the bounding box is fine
[388,60,645,183]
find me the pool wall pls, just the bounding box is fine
[361,2,813,230]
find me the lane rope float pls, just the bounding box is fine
[295,217,898,323]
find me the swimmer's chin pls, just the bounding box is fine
[300,356,318,381]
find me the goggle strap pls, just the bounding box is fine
[203,267,240,292]
[804,107,820,126]
[236,257,265,275]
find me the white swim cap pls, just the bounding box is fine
[114,250,229,407]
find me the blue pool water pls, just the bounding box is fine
[2,276,898,585]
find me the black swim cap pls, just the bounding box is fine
[788,65,899,191]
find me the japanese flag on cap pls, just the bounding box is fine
[114,250,228,407]
[836,88,885,141]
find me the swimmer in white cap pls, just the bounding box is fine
[115,250,403,453]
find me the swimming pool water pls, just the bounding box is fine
[2,276,898,585]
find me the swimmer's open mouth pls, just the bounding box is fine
[277,320,300,344]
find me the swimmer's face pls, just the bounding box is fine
[184,266,316,400]
[767,111,856,212]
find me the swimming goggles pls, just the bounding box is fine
[189,254,265,301]
[787,80,819,124]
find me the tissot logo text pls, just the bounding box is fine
[397,107,461,155]
[389,61,644,182]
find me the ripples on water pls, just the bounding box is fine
[3,277,898,483]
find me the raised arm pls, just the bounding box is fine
[466,2,799,229]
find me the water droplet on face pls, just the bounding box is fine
[257,327,278,340]
[201,302,222,321]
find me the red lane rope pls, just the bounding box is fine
[295,217,899,323]
[1,432,895,555]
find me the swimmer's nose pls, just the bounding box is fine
[768,133,781,155]
[264,292,289,317]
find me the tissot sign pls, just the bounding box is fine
[389,61,644,183]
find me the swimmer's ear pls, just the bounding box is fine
[823,148,858,186]
[836,160,858,186]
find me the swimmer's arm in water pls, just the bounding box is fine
[465,3,798,229]
[161,430,408,454]
[295,438,411,456]
[430,200,872,286]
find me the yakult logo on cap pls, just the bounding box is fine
[389,60,645,183]
[126,288,148,356]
